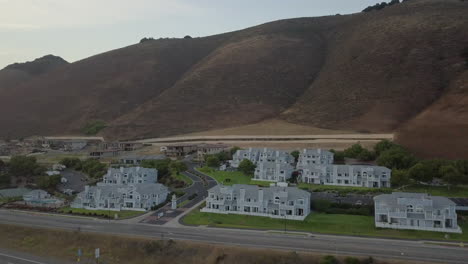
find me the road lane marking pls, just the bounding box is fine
[0,252,47,264]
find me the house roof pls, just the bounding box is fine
[79,183,168,198]
[120,154,166,160]
[0,188,32,198]
[257,161,294,171]
[374,192,455,209]
[300,149,333,156]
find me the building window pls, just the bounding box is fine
[407,205,414,213]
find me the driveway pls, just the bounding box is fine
[57,169,88,193]
[140,159,217,225]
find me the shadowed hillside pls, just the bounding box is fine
[0,0,467,158]
[0,55,68,92]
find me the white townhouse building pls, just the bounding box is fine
[102,167,157,185]
[296,149,334,169]
[72,183,169,212]
[71,167,169,212]
[230,148,294,168]
[253,162,295,182]
[374,192,462,233]
[299,164,391,188]
[202,184,311,220]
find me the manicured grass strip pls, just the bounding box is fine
[177,199,191,208]
[183,210,468,242]
[173,172,193,186]
[59,207,145,219]
[197,167,273,187]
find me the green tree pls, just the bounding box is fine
[8,156,42,177]
[408,162,433,183]
[215,151,230,162]
[238,159,256,176]
[169,161,188,175]
[320,255,339,264]
[290,150,300,162]
[0,159,5,169]
[206,156,221,168]
[0,173,10,187]
[453,160,468,184]
[81,159,107,179]
[440,165,462,189]
[357,149,376,161]
[141,159,171,176]
[343,144,365,158]
[374,139,397,156]
[229,147,241,157]
[330,150,345,163]
[37,174,61,189]
[59,157,82,170]
[345,256,361,264]
[376,146,417,170]
[391,169,411,187]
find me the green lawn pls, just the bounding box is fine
[197,167,273,187]
[400,185,468,198]
[59,207,145,219]
[177,199,191,208]
[183,208,468,242]
[173,172,193,187]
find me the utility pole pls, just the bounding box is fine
[95,248,100,264]
[284,214,287,233]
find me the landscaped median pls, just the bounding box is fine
[182,205,468,242]
[59,207,146,219]
[196,167,273,187]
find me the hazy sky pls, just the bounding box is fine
[0,0,382,68]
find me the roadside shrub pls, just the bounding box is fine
[311,199,332,212]
[345,257,361,264]
[143,240,163,255]
[362,257,375,264]
[320,255,339,264]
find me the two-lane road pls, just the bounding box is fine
[0,210,467,264]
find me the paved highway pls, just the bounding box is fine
[0,210,467,264]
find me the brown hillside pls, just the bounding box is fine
[0,55,68,92]
[0,35,228,138]
[282,0,468,132]
[396,71,468,159]
[0,0,467,159]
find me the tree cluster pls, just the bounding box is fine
[238,159,256,176]
[0,156,49,188]
[37,174,61,190]
[140,37,155,43]
[311,199,374,216]
[60,158,107,179]
[141,159,188,188]
[204,147,239,168]
[362,0,403,12]
[331,143,377,162]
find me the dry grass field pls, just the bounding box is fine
[0,224,434,264]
